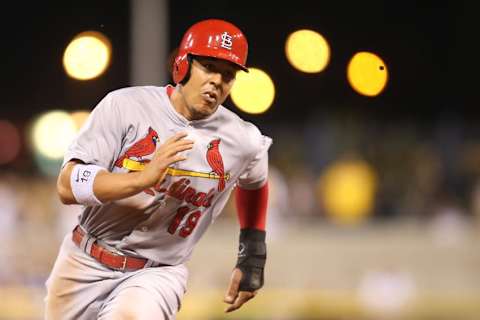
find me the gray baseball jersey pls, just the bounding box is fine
[63,85,272,265]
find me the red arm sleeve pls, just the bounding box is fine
[234,182,269,230]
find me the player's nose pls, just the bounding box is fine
[208,71,223,86]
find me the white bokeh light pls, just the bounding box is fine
[32,111,77,159]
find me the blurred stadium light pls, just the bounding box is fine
[285,29,330,73]
[29,110,89,176]
[63,31,112,80]
[230,67,275,114]
[317,159,377,225]
[70,111,90,131]
[347,51,388,97]
[31,111,77,160]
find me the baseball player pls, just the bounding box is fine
[45,19,271,320]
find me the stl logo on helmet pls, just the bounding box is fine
[220,32,233,50]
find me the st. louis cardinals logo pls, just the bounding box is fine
[220,31,233,50]
[120,137,230,192]
[114,127,159,168]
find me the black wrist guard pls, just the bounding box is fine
[235,228,267,292]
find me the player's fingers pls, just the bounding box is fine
[224,291,255,313]
[158,132,189,149]
[224,268,242,304]
[161,139,194,152]
[172,140,195,149]
[171,137,194,145]
[162,142,194,158]
[168,155,188,164]
[158,140,193,157]
[165,131,188,143]
[162,139,194,152]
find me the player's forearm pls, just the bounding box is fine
[92,170,147,202]
[58,133,192,205]
[57,161,148,205]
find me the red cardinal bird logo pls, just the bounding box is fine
[206,139,226,191]
[115,127,159,168]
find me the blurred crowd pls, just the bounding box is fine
[265,109,480,223]
[2,109,480,287]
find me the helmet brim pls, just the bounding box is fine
[190,52,248,73]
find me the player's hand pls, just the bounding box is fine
[137,132,193,188]
[223,268,257,313]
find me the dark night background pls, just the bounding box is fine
[2,1,475,123]
[1,0,478,216]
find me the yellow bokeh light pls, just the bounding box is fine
[317,160,377,225]
[347,51,388,97]
[230,68,275,114]
[63,31,112,80]
[32,111,77,159]
[285,29,330,73]
[70,110,90,131]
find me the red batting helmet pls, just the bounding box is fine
[172,19,249,84]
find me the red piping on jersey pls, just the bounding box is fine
[166,85,174,97]
[235,182,268,230]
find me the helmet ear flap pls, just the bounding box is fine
[172,54,193,85]
[172,53,188,84]
[179,55,193,85]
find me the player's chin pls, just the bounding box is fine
[191,104,217,120]
[200,101,219,115]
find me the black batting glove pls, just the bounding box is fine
[235,228,267,292]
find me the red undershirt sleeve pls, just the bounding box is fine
[234,182,268,230]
